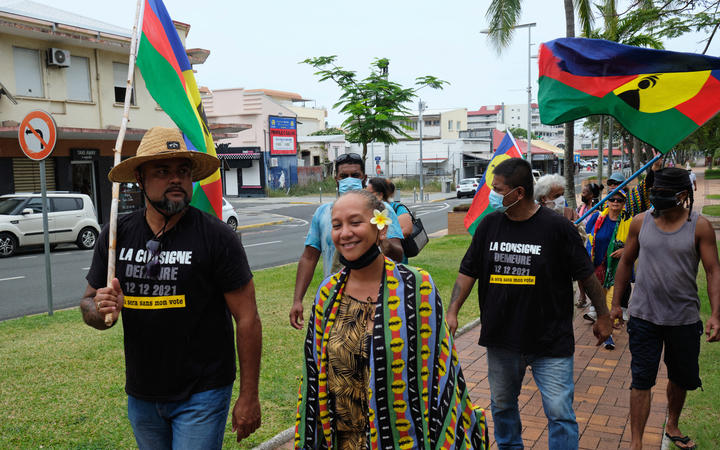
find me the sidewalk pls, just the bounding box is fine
[457,312,667,449]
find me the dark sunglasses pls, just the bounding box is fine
[145,239,162,280]
[336,153,362,165]
[607,197,626,203]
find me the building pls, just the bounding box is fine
[204,88,327,195]
[0,1,235,223]
[400,108,468,140]
[467,103,565,146]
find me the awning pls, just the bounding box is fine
[421,157,447,164]
[218,153,261,160]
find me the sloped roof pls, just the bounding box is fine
[492,129,555,155]
[0,0,130,37]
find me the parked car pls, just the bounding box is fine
[456,178,481,198]
[0,192,101,257]
[222,197,239,231]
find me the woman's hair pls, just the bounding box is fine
[586,182,604,205]
[368,177,390,202]
[335,189,384,214]
[534,174,565,201]
[386,179,396,197]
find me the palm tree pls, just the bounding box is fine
[485,0,593,209]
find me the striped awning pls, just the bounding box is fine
[218,153,261,160]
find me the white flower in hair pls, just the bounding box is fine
[370,209,392,230]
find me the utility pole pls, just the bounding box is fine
[381,61,390,176]
[418,99,427,203]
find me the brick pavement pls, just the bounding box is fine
[456,312,667,449]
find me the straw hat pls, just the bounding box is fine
[108,127,219,182]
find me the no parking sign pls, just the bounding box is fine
[18,110,57,160]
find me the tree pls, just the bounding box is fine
[309,127,345,136]
[677,114,720,169]
[508,127,539,139]
[485,0,593,209]
[302,56,447,163]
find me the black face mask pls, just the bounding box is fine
[339,242,381,270]
[649,192,680,212]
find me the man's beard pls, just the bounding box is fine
[150,190,190,215]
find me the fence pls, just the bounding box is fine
[297,166,323,186]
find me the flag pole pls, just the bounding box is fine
[574,153,662,225]
[105,0,145,326]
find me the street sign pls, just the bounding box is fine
[375,156,381,162]
[17,110,55,316]
[18,110,57,161]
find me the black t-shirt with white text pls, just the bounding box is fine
[87,207,252,402]
[459,206,593,356]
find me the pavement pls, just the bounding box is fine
[228,190,456,230]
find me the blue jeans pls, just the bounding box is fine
[127,385,233,450]
[487,347,578,449]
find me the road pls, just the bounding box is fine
[0,198,461,320]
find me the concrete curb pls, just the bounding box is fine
[236,219,291,231]
[252,318,483,450]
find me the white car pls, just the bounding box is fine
[0,192,101,257]
[222,197,239,231]
[456,178,481,198]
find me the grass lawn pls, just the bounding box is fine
[0,235,477,448]
[678,244,720,447]
[706,194,720,200]
[701,205,720,216]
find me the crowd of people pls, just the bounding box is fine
[79,127,719,450]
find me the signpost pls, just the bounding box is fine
[18,110,57,316]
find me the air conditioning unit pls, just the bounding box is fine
[47,48,71,67]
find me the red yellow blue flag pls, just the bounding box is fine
[539,37,720,153]
[464,131,523,235]
[135,0,221,217]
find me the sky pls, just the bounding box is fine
[55,0,719,127]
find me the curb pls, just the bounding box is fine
[252,318,483,450]
[236,219,291,231]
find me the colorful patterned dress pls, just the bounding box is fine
[294,258,488,449]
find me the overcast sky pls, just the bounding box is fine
[57,0,719,127]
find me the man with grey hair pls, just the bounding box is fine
[535,174,578,221]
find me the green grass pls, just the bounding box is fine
[707,194,720,200]
[0,235,478,448]
[679,243,720,446]
[705,168,720,179]
[702,205,720,216]
[268,176,337,197]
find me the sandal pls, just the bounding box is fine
[665,433,697,450]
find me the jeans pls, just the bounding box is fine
[127,384,233,450]
[487,347,578,450]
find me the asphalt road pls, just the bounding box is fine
[0,198,461,320]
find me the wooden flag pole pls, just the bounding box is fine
[105,0,145,326]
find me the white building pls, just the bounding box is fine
[467,103,565,146]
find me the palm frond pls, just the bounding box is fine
[574,0,595,36]
[485,0,523,52]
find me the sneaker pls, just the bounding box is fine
[583,306,597,323]
[604,335,615,350]
[622,307,629,322]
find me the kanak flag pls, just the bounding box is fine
[538,37,720,153]
[464,131,523,235]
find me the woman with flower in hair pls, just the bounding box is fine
[294,190,488,450]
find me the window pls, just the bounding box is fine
[456,120,461,130]
[25,198,49,214]
[448,120,453,130]
[113,62,135,104]
[425,120,432,127]
[13,47,44,97]
[67,56,91,101]
[52,197,82,212]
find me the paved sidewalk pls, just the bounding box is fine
[458,311,667,449]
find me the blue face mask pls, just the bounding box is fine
[488,187,519,213]
[338,177,363,194]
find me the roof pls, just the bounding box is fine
[577,148,623,157]
[468,105,502,116]
[492,129,557,155]
[0,0,130,37]
[245,89,305,101]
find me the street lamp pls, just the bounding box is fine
[481,22,536,167]
[418,99,427,203]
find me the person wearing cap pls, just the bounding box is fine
[610,167,720,450]
[289,153,404,330]
[603,157,662,218]
[583,188,633,349]
[79,127,262,448]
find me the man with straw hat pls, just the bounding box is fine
[80,127,262,448]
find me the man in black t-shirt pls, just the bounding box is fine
[446,158,611,449]
[80,127,261,449]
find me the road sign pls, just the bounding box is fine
[18,110,57,161]
[375,156,381,162]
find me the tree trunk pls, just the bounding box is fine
[633,137,642,175]
[362,142,368,169]
[597,116,605,184]
[563,0,577,208]
[627,136,636,173]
